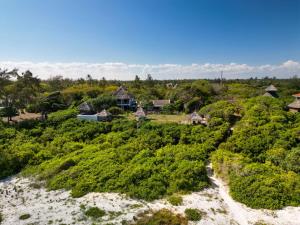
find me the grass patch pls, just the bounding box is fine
[84,207,105,219]
[184,208,202,221]
[19,214,31,220]
[134,209,188,225]
[167,195,183,206]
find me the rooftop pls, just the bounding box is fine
[288,99,300,109]
[114,86,133,100]
[265,84,278,92]
[292,93,300,98]
[152,99,171,107]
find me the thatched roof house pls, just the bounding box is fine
[78,102,94,115]
[113,86,136,110]
[188,111,208,125]
[152,99,171,109]
[263,84,278,98]
[288,93,300,112]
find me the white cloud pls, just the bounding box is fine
[0,60,299,80]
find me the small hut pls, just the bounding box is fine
[152,99,171,111]
[263,85,278,98]
[134,107,146,120]
[97,109,112,121]
[288,93,300,112]
[188,111,208,125]
[78,102,94,115]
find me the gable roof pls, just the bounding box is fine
[97,109,112,117]
[113,86,133,100]
[152,99,171,107]
[265,84,278,92]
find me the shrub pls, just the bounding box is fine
[134,209,188,225]
[19,214,31,220]
[84,207,105,218]
[167,195,183,206]
[108,106,124,115]
[0,212,3,224]
[184,208,202,221]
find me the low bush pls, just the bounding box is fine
[167,195,183,206]
[84,207,105,218]
[184,208,202,221]
[19,214,31,220]
[134,209,188,225]
[0,212,3,224]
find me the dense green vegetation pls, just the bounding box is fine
[1,68,300,210]
[0,108,229,200]
[212,97,300,209]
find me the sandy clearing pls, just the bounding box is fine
[0,174,299,225]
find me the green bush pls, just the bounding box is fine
[167,195,183,206]
[184,208,202,221]
[84,207,105,218]
[0,212,3,224]
[134,209,188,225]
[19,214,31,220]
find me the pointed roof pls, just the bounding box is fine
[113,86,132,100]
[78,102,94,114]
[265,84,278,92]
[97,109,111,117]
[134,107,146,118]
[288,99,300,109]
[189,111,202,121]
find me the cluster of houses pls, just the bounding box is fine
[76,85,208,124]
[76,84,300,124]
[263,84,300,112]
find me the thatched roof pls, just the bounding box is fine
[152,99,171,108]
[97,109,112,117]
[288,100,300,109]
[78,102,94,114]
[265,85,278,92]
[134,107,146,118]
[189,111,202,121]
[114,86,132,100]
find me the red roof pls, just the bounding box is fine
[293,93,300,97]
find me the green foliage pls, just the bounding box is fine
[84,207,105,218]
[134,209,188,225]
[213,96,300,209]
[108,106,124,115]
[89,95,117,111]
[184,208,202,221]
[19,214,31,220]
[167,195,183,206]
[0,212,3,224]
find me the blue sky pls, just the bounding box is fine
[0,0,299,79]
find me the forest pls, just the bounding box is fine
[0,69,300,212]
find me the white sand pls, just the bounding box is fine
[0,174,299,225]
